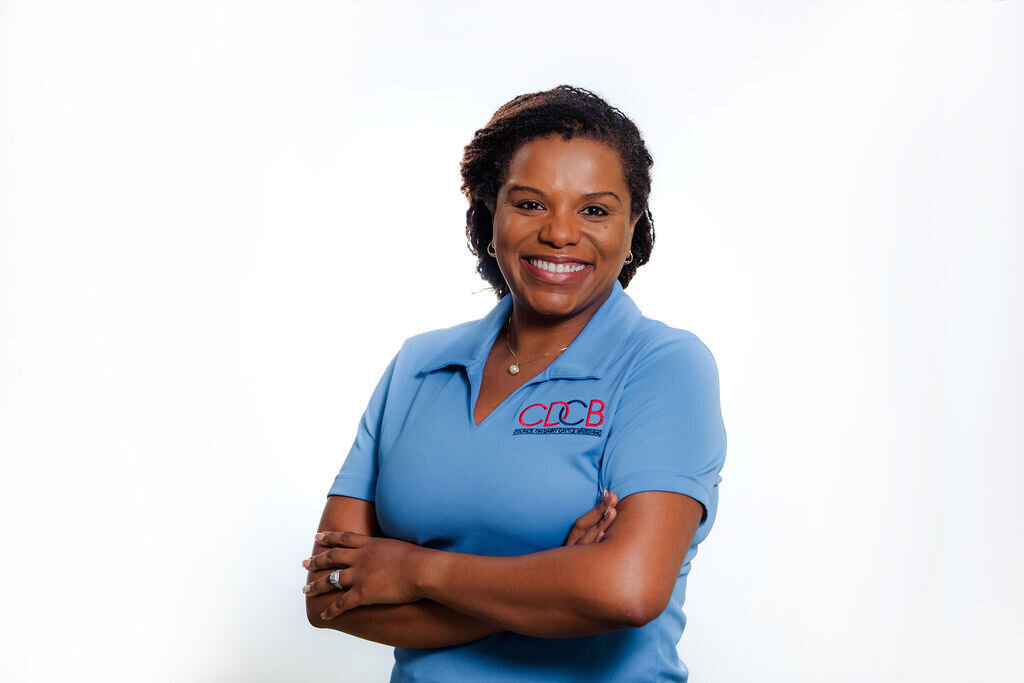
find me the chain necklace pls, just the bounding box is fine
[502,315,570,375]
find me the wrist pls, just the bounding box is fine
[409,544,447,601]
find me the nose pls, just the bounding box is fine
[537,208,580,248]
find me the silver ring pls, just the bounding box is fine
[328,570,342,589]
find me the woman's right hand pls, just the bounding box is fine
[564,488,618,545]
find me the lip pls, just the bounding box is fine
[521,255,592,284]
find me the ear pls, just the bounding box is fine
[627,210,641,245]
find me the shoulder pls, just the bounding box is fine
[621,315,720,384]
[388,317,482,376]
[398,321,475,356]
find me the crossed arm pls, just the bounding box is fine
[303,490,703,648]
[303,495,501,649]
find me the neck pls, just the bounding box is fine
[506,287,613,358]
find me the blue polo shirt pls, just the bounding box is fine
[328,281,727,682]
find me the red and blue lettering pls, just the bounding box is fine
[516,399,605,428]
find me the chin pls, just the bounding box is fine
[515,288,588,319]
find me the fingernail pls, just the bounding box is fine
[314,532,325,542]
[597,531,606,541]
[302,558,311,568]
[320,610,328,619]
[302,584,311,594]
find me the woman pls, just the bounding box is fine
[302,85,727,682]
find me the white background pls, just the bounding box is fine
[3,1,1023,681]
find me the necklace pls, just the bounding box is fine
[503,315,570,375]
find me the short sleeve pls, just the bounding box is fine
[327,353,399,502]
[599,335,727,532]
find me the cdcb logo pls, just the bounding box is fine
[518,399,605,428]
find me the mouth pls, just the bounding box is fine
[526,257,589,273]
[521,256,592,283]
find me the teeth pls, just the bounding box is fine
[529,258,587,273]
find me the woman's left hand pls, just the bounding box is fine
[301,531,426,620]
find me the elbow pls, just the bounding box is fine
[581,559,673,630]
[609,585,670,629]
[619,599,666,629]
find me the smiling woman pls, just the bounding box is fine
[491,136,639,321]
[303,85,727,682]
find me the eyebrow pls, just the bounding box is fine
[507,185,623,203]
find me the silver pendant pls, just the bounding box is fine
[508,363,520,375]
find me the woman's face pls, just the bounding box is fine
[490,134,640,321]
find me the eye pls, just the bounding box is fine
[582,205,609,217]
[515,200,544,211]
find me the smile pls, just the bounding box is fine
[521,256,592,284]
[528,258,588,273]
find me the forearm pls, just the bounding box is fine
[306,542,504,649]
[306,496,507,648]
[415,542,650,639]
[307,596,504,649]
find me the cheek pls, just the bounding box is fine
[589,225,630,256]
[493,215,531,248]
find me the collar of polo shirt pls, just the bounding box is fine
[420,280,643,381]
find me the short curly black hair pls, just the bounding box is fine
[460,85,655,298]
